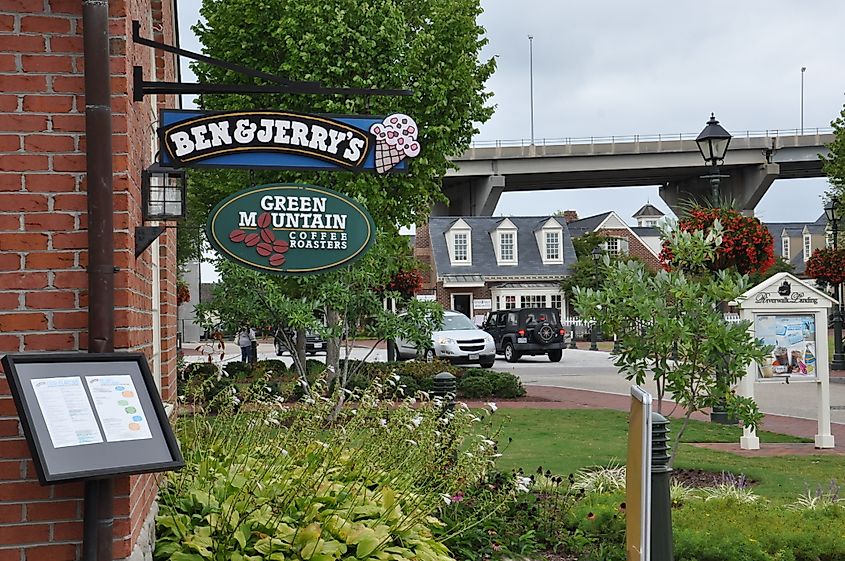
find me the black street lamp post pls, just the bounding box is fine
[590,247,601,351]
[695,113,732,202]
[825,198,845,370]
[696,113,734,423]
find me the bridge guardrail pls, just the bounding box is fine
[468,127,834,150]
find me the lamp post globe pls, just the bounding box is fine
[825,197,845,370]
[695,113,732,203]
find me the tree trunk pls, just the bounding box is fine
[326,308,341,387]
[295,327,307,375]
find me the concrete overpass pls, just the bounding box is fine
[439,128,834,216]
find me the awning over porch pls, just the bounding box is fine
[441,274,485,287]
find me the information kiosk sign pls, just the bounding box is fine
[0,353,184,484]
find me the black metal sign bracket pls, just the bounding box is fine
[131,20,412,101]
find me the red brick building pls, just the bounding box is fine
[0,1,179,559]
[567,210,663,270]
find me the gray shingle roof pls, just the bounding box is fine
[428,216,576,278]
[631,226,661,237]
[632,203,665,218]
[566,212,612,238]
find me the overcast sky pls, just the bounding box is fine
[176,0,845,225]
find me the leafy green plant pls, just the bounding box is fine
[157,382,504,561]
[787,481,843,511]
[700,472,760,504]
[573,462,626,495]
[574,221,768,465]
[674,499,845,561]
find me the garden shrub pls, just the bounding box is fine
[305,358,326,376]
[457,376,493,398]
[224,360,252,379]
[487,372,526,398]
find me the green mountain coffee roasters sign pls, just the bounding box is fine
[207,184,376,275]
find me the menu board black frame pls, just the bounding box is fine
[1,353,184,484]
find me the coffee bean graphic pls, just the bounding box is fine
[244,233,260,247]
[257,212,272,228]
[256,242,273,256]
[273,240,290,253]
[260,228,275,243]
[269,253,286,266]
[229,229,246,242]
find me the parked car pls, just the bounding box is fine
[483,308,567,363]
[391,310,496,368]
[275,329,326,355]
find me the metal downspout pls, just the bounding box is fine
[82,2,114,561]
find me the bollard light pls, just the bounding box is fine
[651,412,674,561]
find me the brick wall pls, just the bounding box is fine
[600,228,661,270]
[0,0,178,559]
[413,223,436,290]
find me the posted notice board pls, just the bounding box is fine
[1,353,184,484]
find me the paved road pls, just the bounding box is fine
[490,348,845,426]
[183,341,845,425]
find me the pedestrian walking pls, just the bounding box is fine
[236,325,256,363]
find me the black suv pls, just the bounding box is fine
[483,308,566,363]
[274,329,326,355]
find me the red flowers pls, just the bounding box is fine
[176,280,190,306]
[386,268,424,298]
[806,247,845,286]
[660,207,775,274]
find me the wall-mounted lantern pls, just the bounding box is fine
[135,162,187,258]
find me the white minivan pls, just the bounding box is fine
[391,310,496,368]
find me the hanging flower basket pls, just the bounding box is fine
[806,247,845,288]
[660,207,774,274]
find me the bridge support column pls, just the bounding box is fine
[433,174,504,216]
[659,163,780,215]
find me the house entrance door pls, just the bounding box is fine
[452,294,471,317]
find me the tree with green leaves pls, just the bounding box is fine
[573,221,767,465]
[179,0,495,263]
[823,101,845,200]
[184,0,494,391]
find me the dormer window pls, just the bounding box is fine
[537,218,564,264]
[545,231,560,261]
[493,219,518,265]
[446,219,472,266]
[782,236,790,260]
[500,231,515,261]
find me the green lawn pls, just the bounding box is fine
[493,408,842,502]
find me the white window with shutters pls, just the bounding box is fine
[782,236,790,260]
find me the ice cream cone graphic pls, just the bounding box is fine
[370,114,420,174]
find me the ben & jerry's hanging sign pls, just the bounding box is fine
[207,184,376,275]
[159,109,420,174]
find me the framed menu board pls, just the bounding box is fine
[1,353,183,484]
